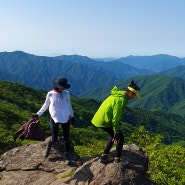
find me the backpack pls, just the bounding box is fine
[13,117,45,141]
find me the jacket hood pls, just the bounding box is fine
[111,86,126,97]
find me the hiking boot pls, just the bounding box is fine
[114,157,129,166]
[64,152,69,160]
[99,154,114,164]
[53,141,61,150]
[64,152,71,164]
[44,141,52,158]
[99,154,108,163]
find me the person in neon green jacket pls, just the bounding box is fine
[91,80,141,164]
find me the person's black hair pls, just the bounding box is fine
[128,80,140,91]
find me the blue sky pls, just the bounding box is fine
[0,0,185,58]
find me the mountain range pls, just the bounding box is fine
[1,51,185,116]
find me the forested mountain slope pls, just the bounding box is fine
[55,54,185,72]
[159,65,185,79]
[80,75,185,117]
[1,51,185,100]
[55,54,154,79]
[0,51,117,95]
[0,80,185,153]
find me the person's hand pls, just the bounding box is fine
[31,114,39,119]
[112,131,122,144]
[112,138,119,144]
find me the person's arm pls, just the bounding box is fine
[67,91,75,125]
[36,93,50,117]
[67,91,74,118]
[112,101,123,132]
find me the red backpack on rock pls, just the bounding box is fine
[13,117,45,141]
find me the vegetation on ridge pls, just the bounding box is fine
[0,80,185,184]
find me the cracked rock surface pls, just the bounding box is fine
[0,137,155,185]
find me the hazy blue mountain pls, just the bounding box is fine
[1,50,185,124]
[0,51,154,96]
[54,54,155,79]
[0,51,117,95]
[54,54,94,64]
[92,57,118,61]
[116,54,185,72]
[55,54,185,75]
[86,61,155,79]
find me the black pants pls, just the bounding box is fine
[102,127,124,158]
[50,119,70,153]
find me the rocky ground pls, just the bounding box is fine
[0,137,155,185]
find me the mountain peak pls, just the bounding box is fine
[0,137,154,185]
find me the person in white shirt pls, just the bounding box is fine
[34,77,74,158]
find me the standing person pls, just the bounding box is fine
[34,77,75,159]
[91,80,140,164]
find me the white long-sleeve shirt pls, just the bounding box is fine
[37,90,74,123]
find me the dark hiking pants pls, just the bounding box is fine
[50,119,70,153]
[102,127,124,158]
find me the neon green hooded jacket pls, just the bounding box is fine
[91,86,128,131]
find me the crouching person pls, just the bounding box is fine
[91,80,141,164]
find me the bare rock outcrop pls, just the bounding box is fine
[0,137,155,185]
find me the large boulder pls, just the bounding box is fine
[0,137,155,185]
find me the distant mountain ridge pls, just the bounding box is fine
[55,53,185,72]
[0,51,118,95]
[0,51,153,95]
[1,51,185,116]
[54,54,154,79]
[115,54,185,72]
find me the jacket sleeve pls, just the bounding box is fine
[36,93,50,117]
[112,99,124,131]
[67,91,74,117]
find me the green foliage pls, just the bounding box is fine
[71,98,100,128]
[0,81,50,154]
[1,80,185,184]
[70,126,109,158]
[148,145,185,185]
[174,140,185,148]
[123,107,185,144]
[75,141,105,158]
[1,80,185,153]
[130,126,185,185]
[70,126,109,146]
[0,128,16,154]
